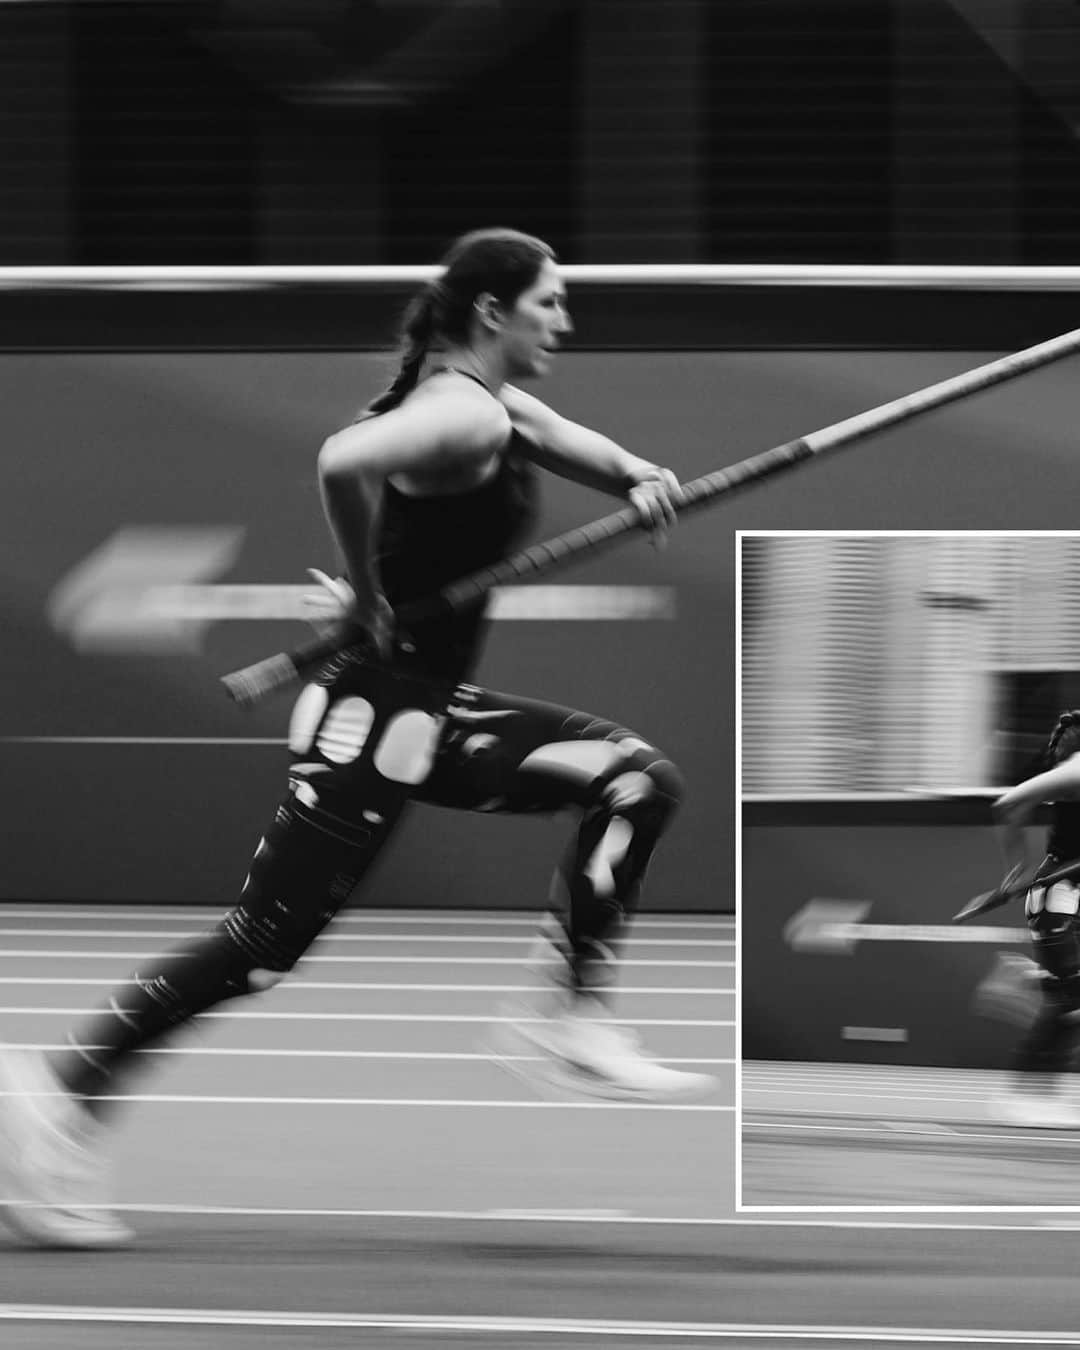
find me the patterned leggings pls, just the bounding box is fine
[54,668,683,1108]
[1015,872,1080,1079]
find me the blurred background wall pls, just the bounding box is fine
[5,0,1080,920]
[3,0,1080,267]
[743,535,1080,796]
[5,320,1080,912]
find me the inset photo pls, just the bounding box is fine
[739,531,1080,1208]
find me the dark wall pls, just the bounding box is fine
[9,1,1080,265]
[741,813,1040,1070]
[4,334,1080,908]
[0,350,724,908]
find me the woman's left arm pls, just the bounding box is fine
[993,753,1080,882]
[502,385,682,536]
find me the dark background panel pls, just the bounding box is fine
[741,819,1035,1070]
[0,350,724,908]
[5,338,1080,907]
[4,283,1080,354]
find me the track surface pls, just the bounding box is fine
[6,910,1080,1348]
[741,1060,1080,1208]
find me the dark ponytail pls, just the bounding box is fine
[360,284,442,419]
[1046,710,1080,766]
[359,227,555,419]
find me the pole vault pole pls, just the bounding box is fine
[222,324,1080,706]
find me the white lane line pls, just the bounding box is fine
[745,1069,1026,1090]
[0,1008,731,1025]
[743,1088,1013,1107]
[0,908,732,929]
[2,1045,736,1064]
[0,928,733,946]
[743,1121,959,1138]
[745,1072,999,1085]
[745,1079,998,1096]
[744,1080,1023,1097]
[21,1205,1080,1230]
[745,1065,993,1076]
[743,1120,1080,1146]
[21,1204,721,1223]
[0,979,732,995]
[743,1065,1008,1078]
[745,1092,1004,1106]
[0,1093,728,1110]
[0,951,730,967]
[0,1308,1070,1342]
[747,1086,1001,1098]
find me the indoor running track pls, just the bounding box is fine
[7,908,1080,1349]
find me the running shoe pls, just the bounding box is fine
[0,1047,133,1249]
[971,952,1044,1028]
[486,1006,716,1103]
[990,1086,1080,1129]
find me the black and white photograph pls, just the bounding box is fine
[3,1,1080,1347]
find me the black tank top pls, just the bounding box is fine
[376,429,538,683]
[1047,799,1080,865]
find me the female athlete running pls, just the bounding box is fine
[0,227,713,1249]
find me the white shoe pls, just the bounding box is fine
[487,1007,716,1103]
[0,1047,133,1249]
[972,953,1044,1028]
[520,919,578,1019]
[991,1088,1080,1129]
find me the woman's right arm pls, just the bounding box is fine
[317,426,389,623]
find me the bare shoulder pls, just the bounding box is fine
[408,375,511,453]
[500,383,564,440]
[321,377,508,478]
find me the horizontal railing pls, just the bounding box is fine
[3,264,1080,291]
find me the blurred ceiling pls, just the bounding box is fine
[189,0,573,107]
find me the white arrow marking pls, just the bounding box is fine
[47,530,676,653]
[47,526,245,652]
[783,900,872,954]
[784,899,1026,954]
[827,923,1026,946]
